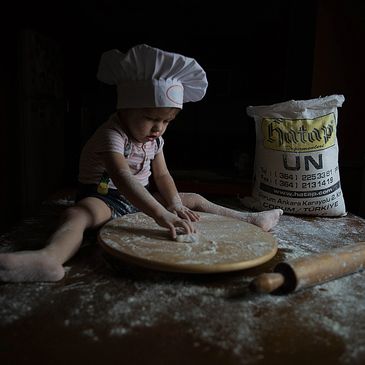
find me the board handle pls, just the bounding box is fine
[250,273,285,293]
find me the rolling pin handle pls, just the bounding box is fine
[250,273,285,293]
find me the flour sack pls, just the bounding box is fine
[242,95,346,216]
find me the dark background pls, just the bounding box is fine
[1,0,365,233]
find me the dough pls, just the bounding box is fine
[175,233,199,243]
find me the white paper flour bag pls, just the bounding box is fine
[242,95,346,216]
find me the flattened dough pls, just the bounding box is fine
[175,233,199,243]
[98,212,277,273]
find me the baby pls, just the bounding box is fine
[0,44,282,282]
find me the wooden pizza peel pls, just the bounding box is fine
[98,212,278,273]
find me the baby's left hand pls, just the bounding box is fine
[167,203,200,222]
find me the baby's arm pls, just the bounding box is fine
[151,152,200,222]
[100,151,194,238]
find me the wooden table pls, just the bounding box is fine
[1,199,365,365]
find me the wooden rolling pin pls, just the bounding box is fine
[251,242,365,294]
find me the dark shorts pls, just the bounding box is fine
[75,183,140,219]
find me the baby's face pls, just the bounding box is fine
[119,108,179,143]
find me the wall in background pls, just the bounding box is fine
[311,0,365,215]
[0,26,20,233]
[17,29,65,215]
[77,1,317,176]
[0,3,80,232]
[10,1,365,231]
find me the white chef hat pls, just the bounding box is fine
[96,44,208,109]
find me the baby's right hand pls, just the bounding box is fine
[154,210,196,240]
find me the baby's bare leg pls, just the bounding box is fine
[179,193,283,231]
[0,198,111,282]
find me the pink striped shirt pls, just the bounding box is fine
[78,113,164,188]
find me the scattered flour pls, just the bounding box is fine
[1,202,365,363]
[1,265,364,363]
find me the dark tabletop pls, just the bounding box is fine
[1,199,365,365]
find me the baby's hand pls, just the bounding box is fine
[167,203,200,222]
[154,210,196,239]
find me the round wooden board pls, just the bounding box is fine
[98,212,278,273]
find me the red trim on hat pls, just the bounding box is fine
[166,85,183,105]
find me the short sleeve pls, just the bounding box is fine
[154,136,164,155]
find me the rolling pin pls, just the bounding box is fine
[251,242,365,294]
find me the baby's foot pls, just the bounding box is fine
[0,251,64,282]
[244,209,283,231]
